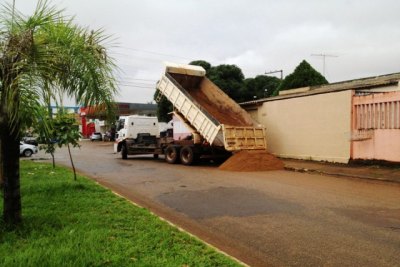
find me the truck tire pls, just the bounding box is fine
[180,146,195,165]
[121,144,128,159]
[165,145,180,164]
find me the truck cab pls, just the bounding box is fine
[114,115,160,153]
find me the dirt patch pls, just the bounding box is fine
[219,150,284,172]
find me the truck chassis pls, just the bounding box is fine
[117,134,230,165]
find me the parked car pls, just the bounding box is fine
[102,131,115,142]
[90,132,103,141]
[20,142,38,157]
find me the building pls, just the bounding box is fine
[241,73,400,163]
[80,102,157,138]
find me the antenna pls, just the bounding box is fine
[311,53,338,76]
[265,70,283,80]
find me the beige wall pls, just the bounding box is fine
[252,90,353,163]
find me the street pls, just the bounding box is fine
[33,141,400,266]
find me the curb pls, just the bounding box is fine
[284,166,400,185]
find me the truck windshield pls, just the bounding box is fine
[117,119,125,131]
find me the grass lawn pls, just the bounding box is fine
[0,161,241,267]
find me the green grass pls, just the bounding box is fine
[0,161,241,267]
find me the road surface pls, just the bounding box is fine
[34,141,400,266]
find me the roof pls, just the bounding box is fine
[241,72,400,106]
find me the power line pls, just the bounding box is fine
[117,81,155,86]
[119,78,157,82]
[115,46,193,61]
[117,82,156,89]
[265,70,283,80]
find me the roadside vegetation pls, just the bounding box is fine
[0,161,240,267]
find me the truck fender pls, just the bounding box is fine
[116,139,126,152]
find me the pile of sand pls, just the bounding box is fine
[219,150,284,172]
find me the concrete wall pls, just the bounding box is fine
[251,90,353,163]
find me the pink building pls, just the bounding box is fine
[352,91,400,162]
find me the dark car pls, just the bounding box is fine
[90,132,103,141]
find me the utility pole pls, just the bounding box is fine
[265,70,283,80]
[311,53,338,76]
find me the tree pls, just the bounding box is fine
[242,75,281,102]
[153,89,172,122]
[0,1,117,225]
[277,60,328,93]
[35,107,57,168]
[52,111,81,181]
[207,64,245,102]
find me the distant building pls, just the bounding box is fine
[116,102,157,116]
[241,73,400,163]
[50,106,80,116]
[79,102,157,138]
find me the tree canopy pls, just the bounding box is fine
[153,89,172,122]
[207,64,245,101]
[242,75,281,102]
[277,60,328,92]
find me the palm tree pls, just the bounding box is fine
[0,1,117,225]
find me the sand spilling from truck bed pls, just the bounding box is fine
[219,150,284,172]
[188,78,254,126]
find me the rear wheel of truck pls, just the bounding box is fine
[121,144,128,159]
[180,146,196,165]
[165,145,179,164]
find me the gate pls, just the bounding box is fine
[352,91,400,162]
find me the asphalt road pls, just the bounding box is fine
[34,141,400,266]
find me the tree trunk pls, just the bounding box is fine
[1,63,22,225]
[2,123,22,225]
[67,144,77,181]
[0,137,3,189]
[51,152,55,169]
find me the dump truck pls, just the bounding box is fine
[115,62,267,165]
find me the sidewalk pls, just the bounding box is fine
[283,159,400,184]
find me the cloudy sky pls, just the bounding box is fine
[6,0,400,105]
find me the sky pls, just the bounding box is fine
[4,0,400,105]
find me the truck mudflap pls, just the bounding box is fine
[221,125,267,151]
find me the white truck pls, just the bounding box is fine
[115,63,267,165]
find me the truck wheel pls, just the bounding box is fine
[165,145,179,164]
[121,144,128,159]
[180,146,195,165]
